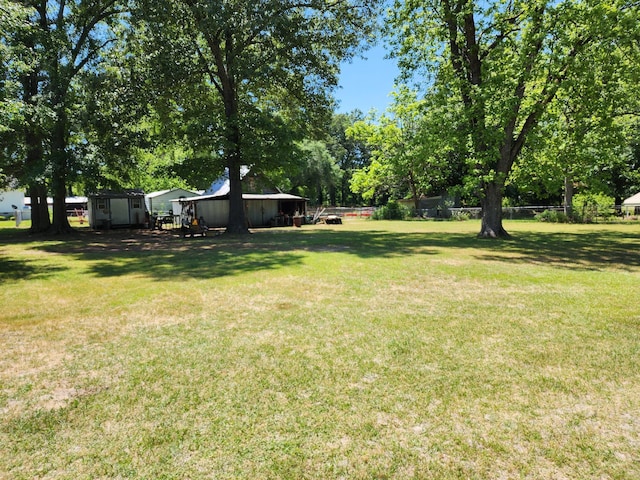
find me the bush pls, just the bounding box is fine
[450,210,471,221]
[535,210,570,223]
[372,200,409,220]
[572,193,615,223]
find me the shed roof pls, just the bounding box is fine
[623,192,640,206]
[146,188,200,199]
[177,192,307,203]
[243,193,307,201]
[89,189,145,199]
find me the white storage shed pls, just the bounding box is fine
[88,190,148,229]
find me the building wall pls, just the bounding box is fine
[247,200,278,227]
[177,196,306,228]
[89,196,147,228]
[0,190,26,215]
[147,189,198,215]
[182,199,229,228]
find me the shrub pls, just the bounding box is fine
[450,210,471,221]
[572,193,615,223]
[535,210,570,223]
[372,200,409,220]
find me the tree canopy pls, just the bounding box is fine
[1,0,132,233]
[387,0,640,237]
[2,0,639,237]
[136,0,380,233]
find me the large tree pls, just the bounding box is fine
[288,139,341,206]
[1,0,127,233]
[0,1,50,228]
[389,0,640,237]
[326,111,372,206]
[348,87,463,208]
[138,0,379,233]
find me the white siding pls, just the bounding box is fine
[195,200,229,227]
[247,200,278,227]
[110,198,130,225]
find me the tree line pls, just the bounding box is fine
[1,0,639,237]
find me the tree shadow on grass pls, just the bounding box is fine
[3,225,639,281]
[476,230,640,271]
[0,256,68,282]
[284,227,640,271]
[30,230,309,280]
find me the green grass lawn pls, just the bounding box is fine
[1,218,639,479]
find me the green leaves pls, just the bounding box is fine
[346,86,464,206]
[385,0,640,234]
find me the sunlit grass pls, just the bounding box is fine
[1,218,639,478]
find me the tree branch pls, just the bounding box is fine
[70,37,117,79]
[69,2,121,67]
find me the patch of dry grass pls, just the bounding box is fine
[1,219,639,478]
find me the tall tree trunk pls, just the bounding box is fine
[564,176,573,217]
[49,109,72,234]
[224,112,249,234]
[408,170,420,213]
[28,183,50,233]
[25,130,50,233]
[22,62,50,233]
[479,180,509,238]
[226,155,248,234]
[218,28,249,235]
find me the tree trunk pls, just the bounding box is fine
[218,30,249,235]
[51,172,71,233]
[226,157,249,234]
[564,176,573,217]
[22,64,51,234]
[28,183,51,233]
[49,109,73,234]
[408,170,420,214]
[224,109,248,234]
[479,180,510,238]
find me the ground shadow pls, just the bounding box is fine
[476,230,640,271]
[29,230,308,280]
[1,225,638,282]
[0,256,68,282]
[278,227,640,271]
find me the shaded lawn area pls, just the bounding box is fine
[1,219,639,479]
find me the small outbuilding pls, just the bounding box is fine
[623,192,640,215]
[174,192,307,228]
[88,190,147,229]
[145,188,201,216]
[0,189,28,219]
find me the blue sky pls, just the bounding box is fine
[335,44,400,115]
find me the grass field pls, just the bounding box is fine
[1,218,639,479]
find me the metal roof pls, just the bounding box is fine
[176,192,307,202]
[146,188,200,199]
[623,192,640,206]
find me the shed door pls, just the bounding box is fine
[110,198,130,225]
